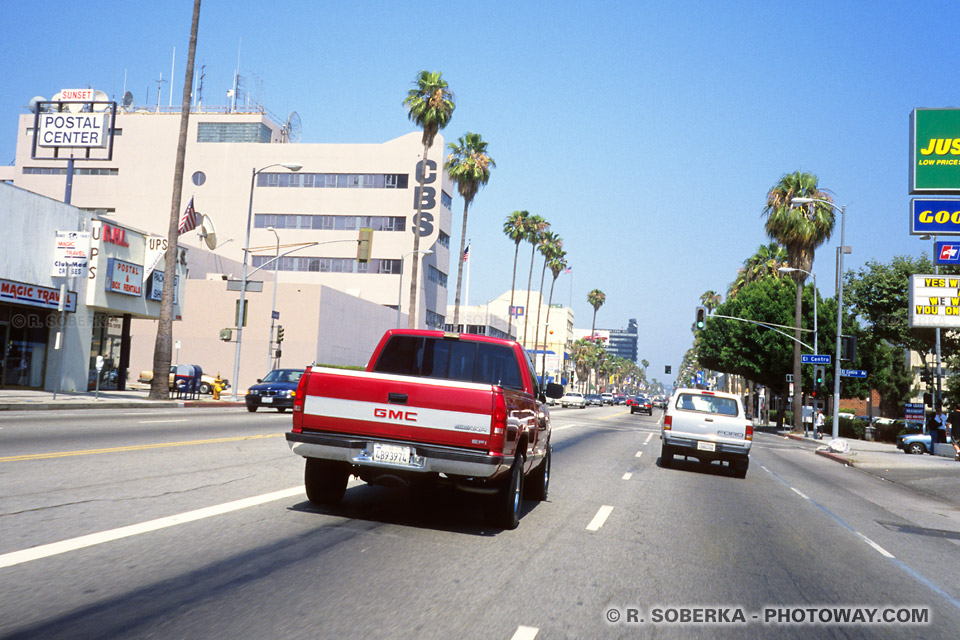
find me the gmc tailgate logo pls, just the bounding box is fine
[374,407,418,422]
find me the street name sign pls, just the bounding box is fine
[801,355,831,364]
[840,369,867,378]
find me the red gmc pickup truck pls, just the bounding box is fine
[286,329,564,529]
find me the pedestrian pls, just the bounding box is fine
[935,401,949,450]
[950,406,960,462]
[815,408,825,440]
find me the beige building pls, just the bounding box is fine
[2,102,453,390]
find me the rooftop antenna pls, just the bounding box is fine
[196,64,206,108]
[281,111,302,143]
[169,47,175,108]
[155,72,167,113]
[122,91,134,111]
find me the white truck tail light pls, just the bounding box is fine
[663,415,672,430]
[745,423,753,440]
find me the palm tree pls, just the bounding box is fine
[523,215,549,347]
[572,337,596,392]
[587,288,606,390]
[700,290,722,314]
[445,132,495,328]
[503,210,530,337]
[532,231,562,359]
[402,70,455,328]
[728,243,788,298]
[763,170,835,431]
[150,0,201,400]
[541,251,568,383]
[641,358,649,370]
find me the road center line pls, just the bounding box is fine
[643,433,653,445]
[635,451,643,458]
[586,505,614,531]
[0,433,284,463]
[137,419,189,424]
[0,485,305,570]
[511,626,539,640]
[622,472,632,480]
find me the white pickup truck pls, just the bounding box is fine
[659,388,752,478]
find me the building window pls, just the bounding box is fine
[437,231,450,249]
[425,310,445,329]
[22,167,118,176]
[427,265,447,288]
[257,172,409,189]
[441,191,453,210]
[254,214,404,231]
[197,122,272,143]
[251,255,399,274]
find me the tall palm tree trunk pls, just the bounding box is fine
[791,279,802,432]
[542,275,558,383]
[150,0,201,400]
[452,200,470,328]
[507,243,520,336]
[532,261,548,368]
[523,247,536,347]
[407,140,429,328]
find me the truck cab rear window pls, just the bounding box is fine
[675,393,739,417]
[373,336,524,390]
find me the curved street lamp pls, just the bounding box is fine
[792,196,847,440]
[231,163,302,400]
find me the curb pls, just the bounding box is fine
[815,449,855,466]
[0,400,246,412]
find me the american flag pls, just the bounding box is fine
[462,244,470,263]
[563,266,572,274]
[178,197,201,234]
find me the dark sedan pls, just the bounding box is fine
[245,368,304,412]
[628,395,653,415]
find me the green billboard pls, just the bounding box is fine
[911,108,960,193]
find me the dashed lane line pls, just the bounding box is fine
[622,472,633,480]
[511,626,539,640]
[643,433,653,445]
[586,505,614,531]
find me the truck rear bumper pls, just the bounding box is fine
[286,431,504,479]
[663,434,750,461]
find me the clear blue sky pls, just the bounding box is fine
[2,0,954,384]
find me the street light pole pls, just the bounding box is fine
[396,249,433,328]
[266,226,280,374]
[231,163,301,401]
[793,197,846,440]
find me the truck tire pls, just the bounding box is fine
[247,405,257,413]
[489,457,524,530]
[525,443,551,501]
[304,459,348,505]
[733,459,749,479]
[660,443,673,468]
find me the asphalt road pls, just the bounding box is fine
[1,405,959,639]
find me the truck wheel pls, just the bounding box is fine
[304,459,348,505]
[733,459,749,479]
[247,405,257,413]
[660,444,673,468]
[525,444,551,501]
[489,457,524,529]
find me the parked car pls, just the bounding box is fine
[246,368,305,412]
[614,394,626,405]
[138,366,229,395]
[629,396,653,415]
[585,393,604,406]
[601,392,615,405]
[560,391,587,408]
[897,431,932,455]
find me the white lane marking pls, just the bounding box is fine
[791,487,810,500]
[511,626,539,640]
[622,472,633,480]
[857,532,895,558]
[643,433,653,445]
[0,485,305,570]
[553,425,575,431]
[586,505,614,531]
[635,451,643,458]
[137,419,189,424]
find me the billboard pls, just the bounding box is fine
[909,274,960,327]
[910,109,960,193]
[910,198,960,235]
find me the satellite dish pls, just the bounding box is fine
[199,215,217,250]
[282,111,301,143]
[122,91,134,110]
[28,96,46,113]
[92,90,109,111]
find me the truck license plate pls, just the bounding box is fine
[373,443,411,465]
[697,441,716,452]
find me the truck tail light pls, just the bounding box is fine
[663,414,672,430]
[488,392,507,456]
[745,424,753,441]
[291,368,310,433]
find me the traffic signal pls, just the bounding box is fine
[357,228,373,262]
[920,368,931,384]
[665,365,672,375]
[841,335,857,361]
[814,366,824,387]
[219,328,232,342]
[695,306,706,330]
[276,325,285,343]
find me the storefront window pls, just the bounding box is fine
[0,307,50,388]
[88,313,123,390]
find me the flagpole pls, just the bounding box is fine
[464,240,470,308]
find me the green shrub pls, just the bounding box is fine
[837,415,866,439]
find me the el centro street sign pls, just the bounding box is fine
[910,198,960,235]
[801,354,831,364]
[911,108,960,193]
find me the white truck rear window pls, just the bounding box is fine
[675,393,739,417]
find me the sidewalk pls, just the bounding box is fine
[0,388,246,411]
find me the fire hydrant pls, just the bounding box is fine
[213,373,224,400]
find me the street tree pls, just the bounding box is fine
[445,132,494,328]
[403,70,454,328]
[541,251,568,383]
[503,210,530,336]
[532,231,562,361]
[523,215,549,347]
